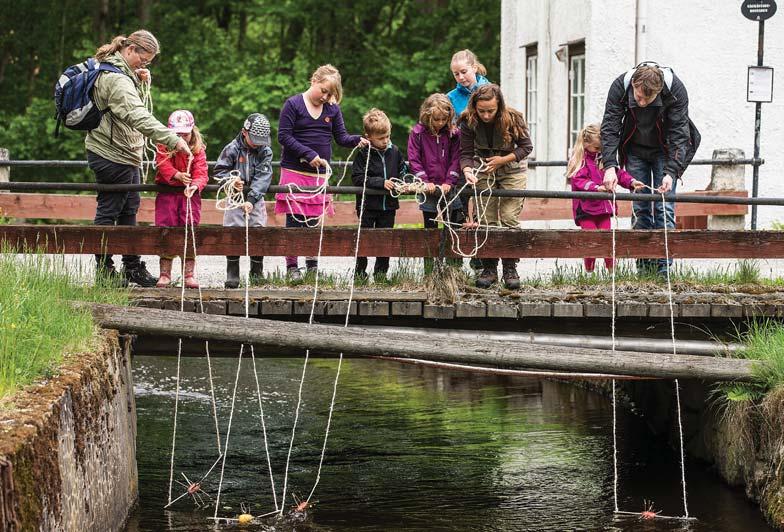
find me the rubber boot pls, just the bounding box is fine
[156,258,173,288]
[249,256,264,286]
[475,258,499,289]
[184,258,199,289]
[501,258,521,290]
[225,256,240,289]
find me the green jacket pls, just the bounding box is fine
[85,52,179,166]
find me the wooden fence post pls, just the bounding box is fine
[0,148,8,191]
[707,148,746,230]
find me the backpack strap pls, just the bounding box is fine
[623,62,673,91]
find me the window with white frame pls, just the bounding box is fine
[568,42,586,152]
[525,44,538,153]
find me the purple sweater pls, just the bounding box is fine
[407,123,461,186]
[278,94,361,174]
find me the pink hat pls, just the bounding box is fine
[168,110,195,133]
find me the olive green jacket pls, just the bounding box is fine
[85,52,179,166]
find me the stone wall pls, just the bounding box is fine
[619,379,784,528]
[0,331,137,531]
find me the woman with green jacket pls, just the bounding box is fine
[87,29,191,286]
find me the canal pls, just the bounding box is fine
[125,354,772,531]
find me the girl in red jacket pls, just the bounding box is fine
[567,123,644,273]
[154,110,208,288]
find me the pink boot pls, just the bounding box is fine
[156,258,172,288]
[184,259,199,289]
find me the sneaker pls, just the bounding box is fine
[123,261,157,287]
[475,267,498,289]
[287,266,303,283]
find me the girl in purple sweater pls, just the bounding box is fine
[408,94,464,271]
[568,123,644,273]
[275,64,368,281]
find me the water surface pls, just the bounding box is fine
[126,354,771,531]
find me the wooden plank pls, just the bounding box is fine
[228,301,259,316]
[0,191,748,224]
[553,303,584,317]
[3,225,783,259]
[358,301,389,317]
[326,300,357,316]
[487,301,519,318]
[423,304,456,319]
[455,301,487,318]
[584,303,612,318]
[88,303,756,380]
[519,302,552,317]
[617,303,648,317]
[260,300,292,316]
[390,301,423,316]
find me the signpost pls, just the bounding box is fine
[741,0,777,229]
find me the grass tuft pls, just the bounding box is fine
[0,247,128,398]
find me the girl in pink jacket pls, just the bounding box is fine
[567,123,644,273]
[154,110,208,288]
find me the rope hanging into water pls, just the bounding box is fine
[165,167,225,509]
[609,183,694,522]
[212,173,280,518]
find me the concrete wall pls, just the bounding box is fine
[501,0,784,228]
[0,332,137,531]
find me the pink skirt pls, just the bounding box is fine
[274,167,334,217]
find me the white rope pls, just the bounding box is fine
[659,190,690,518]
[305,146,372,504]
[213,343,244,520]
[139,76,157,183]
[278,163,333,514]
[610,189,619,514]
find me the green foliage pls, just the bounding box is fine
[0,0,501,181]
[0,249,129,397]
[716,320,784,403]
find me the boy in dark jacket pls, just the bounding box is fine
[351,108,407,282]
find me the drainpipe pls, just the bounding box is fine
[635,0,648,64]
[538,0,552,195]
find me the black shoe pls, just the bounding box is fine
[249,256,264,285]
[123,261,157,287]
[502,260,520,290]
[475,267,498,289]
[225,257,240,289]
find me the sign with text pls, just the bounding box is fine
[741,0,778,21]
[748,66,774,102]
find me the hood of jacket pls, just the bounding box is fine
[453,74,490,96]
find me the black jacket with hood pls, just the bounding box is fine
[351,143,408,212]
[600,66,699,179]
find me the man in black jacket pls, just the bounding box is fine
[600,63,698,276]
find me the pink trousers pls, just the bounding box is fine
[577,214,613,272]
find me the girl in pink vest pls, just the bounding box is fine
[154,110,208,288]
[567,123,644,273]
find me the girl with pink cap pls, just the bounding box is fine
[154,109,208,288]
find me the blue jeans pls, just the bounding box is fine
[625,153,675,275]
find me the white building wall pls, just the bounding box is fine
[501,0,784,228]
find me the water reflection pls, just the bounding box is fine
[126,355,771,531]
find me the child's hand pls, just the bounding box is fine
[462,221,479,229]
[175,172,192,185]
[426,182,437,193]
[242,202,253,214]
[440,183,452,194]
[183,185,197,198]
[631,179,646,191]
[463,167,478,185]
[383,180,395,191]
[309,155,328,168]
[357,137,370,148]
[595,185,607,192]
[233,178,244,191]
[484,155,506,174]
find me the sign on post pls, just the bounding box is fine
[741,0,778,21]
[748,66,775,102]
